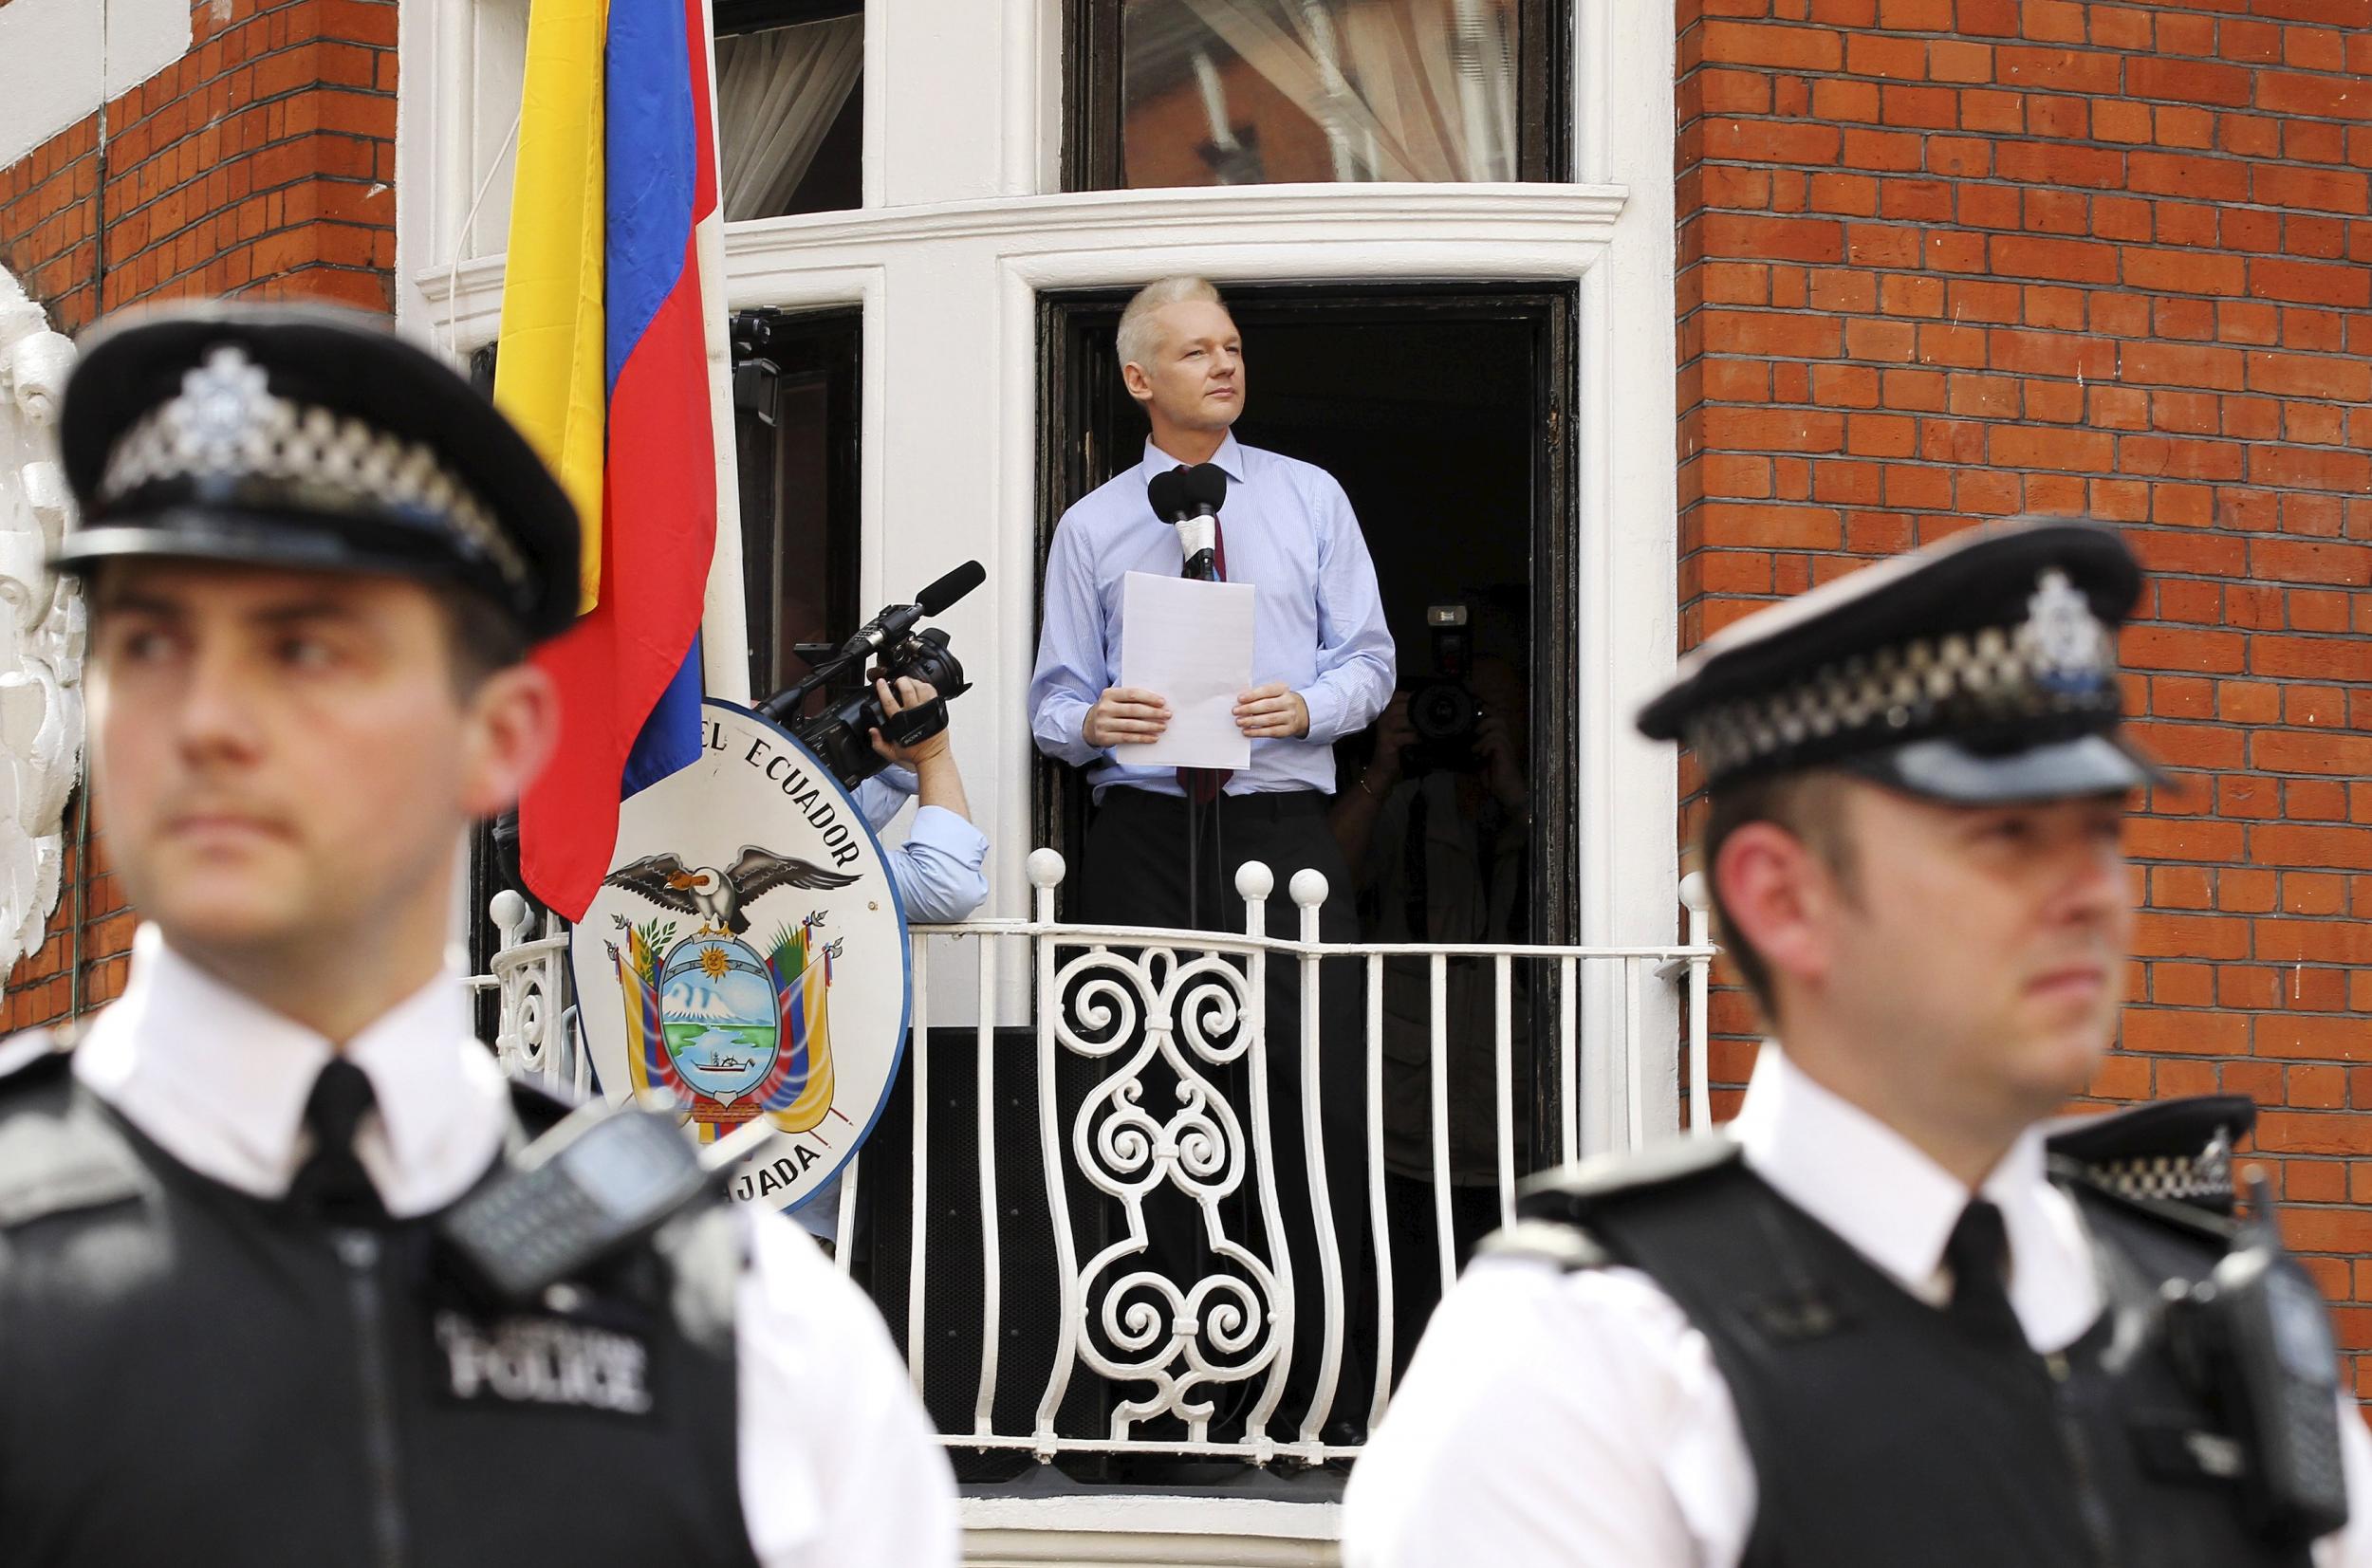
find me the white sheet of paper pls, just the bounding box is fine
[1120,571,1257,770]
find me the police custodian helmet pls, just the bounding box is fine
[1637,518,2164,805]
[51,301,580,643]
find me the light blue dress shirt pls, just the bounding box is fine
[1028,434,1396,798]
[853,766,989,924]
[799,766,989,1243]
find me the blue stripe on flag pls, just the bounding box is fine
[621,636,705,798]
[602,0,697,391]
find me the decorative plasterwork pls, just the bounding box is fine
[0,268,84,976]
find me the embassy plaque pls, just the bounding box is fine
[571,700,911,1215]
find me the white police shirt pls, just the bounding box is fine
[72,924,959,1568]
[1344,1045,2372,1568]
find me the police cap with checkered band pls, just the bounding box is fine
[52,301,580,643]
[1637,518,2162,804]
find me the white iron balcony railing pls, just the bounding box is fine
[473,849,1715,1470]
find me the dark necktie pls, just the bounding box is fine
[289,1058,388,1226]
[1179,508,1233,804]
[1943,1198,2024,1346]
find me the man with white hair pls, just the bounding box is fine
[1028,276,1395,1445]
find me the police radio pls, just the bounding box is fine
[440,1103,777,1302]
[2164,1167,2351,1541]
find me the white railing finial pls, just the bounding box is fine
[1234,858,1273,903]
[489,888,533,950]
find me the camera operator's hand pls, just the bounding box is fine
[1084,686,1170,747]
[1362,693,1417,793]
[868,676,950,767]
[870,674,974,827]
[1233,682,1309,740]
[1476,704,1529,813]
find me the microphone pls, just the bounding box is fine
[1150,464,1228,581]
[845,559,986,657]
[916,558,986,617]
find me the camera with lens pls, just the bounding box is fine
[1399,603,1484,776]
[790,627,968,789]
[756,561,982,791]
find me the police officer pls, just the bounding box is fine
[0,303,956,1565]
[1345,519,2372,1566]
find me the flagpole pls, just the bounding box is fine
[694,0,751,705]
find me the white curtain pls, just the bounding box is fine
[1177,0,1517,182]
[714,16,864,222]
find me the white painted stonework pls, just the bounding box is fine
[0,0,193,170]
[0,269,84,977]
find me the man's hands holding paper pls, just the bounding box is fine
[1085,687,1171,747]
[1232,683,1308,739]
[1087,681,1306,747]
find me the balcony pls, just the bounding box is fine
[476,851,1715,1564]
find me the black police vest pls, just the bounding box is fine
[1510,1140,2314,1568]
[0,1046,764,1568]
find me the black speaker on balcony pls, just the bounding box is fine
[860,1025,1112,1483]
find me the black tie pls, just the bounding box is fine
[290,1058,387,1226]
[1943,1199,2024,1346]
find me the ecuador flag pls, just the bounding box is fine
[494,0,723,919]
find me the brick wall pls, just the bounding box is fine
[0,0,398,1027]
[1677,0,2372,1399]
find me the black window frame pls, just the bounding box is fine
[731,306,865,708]
[712,0,859,35]
[1034,279,1580,1153]
[1062,0,1573,193]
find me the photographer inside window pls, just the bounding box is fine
[799,673,989,1251]
[1332,606,1533,1372]
[849,673,989,925]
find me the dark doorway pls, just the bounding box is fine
[1035,284,1578,953]
[731,307,863,711]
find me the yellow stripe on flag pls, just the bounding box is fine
[493,0,608,613]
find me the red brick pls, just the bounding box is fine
[1700,212,1847,263]
[1988,233,2120,283]
[2129,150,2253,202]
[2127,56,2256,108]
[1996,139,2125,189]
[2251,256,2372,307]
[1993,45,2120,92]
[2259,1113,2372,1157]
[2122,248,2246,296]
[1928,39,1992,82]
[2125,1007,2250,1055]
[2258,69,2372,123]
[1700,20,1846,69]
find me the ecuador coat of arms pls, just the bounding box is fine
[573,701,912,1214]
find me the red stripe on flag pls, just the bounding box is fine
[520,234,717,918]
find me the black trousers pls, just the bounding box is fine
[1079,786,1370,1441]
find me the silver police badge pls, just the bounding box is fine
[2018,568,2109,695]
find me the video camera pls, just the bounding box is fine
[1399,603,1485,776]
[757,560,983,790]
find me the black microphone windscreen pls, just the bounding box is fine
[1181,463,1228,512]
[916,559,987,616]
[1147,467,1187,523]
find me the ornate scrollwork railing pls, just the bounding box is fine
[477,847,1715,1469]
